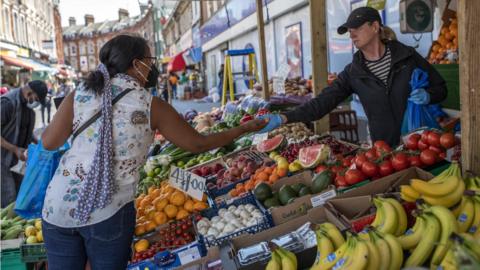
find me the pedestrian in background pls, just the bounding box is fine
[1,80,47,207]
[41,85,53,125]
[168,72,179,99]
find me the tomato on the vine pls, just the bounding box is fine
[409,155,423,168]
[420,149,437,166]
[440,133,455,149]
[361,161,379,178]
[392,153,409,171]
[378,160,394,177]
[345,169,366,185]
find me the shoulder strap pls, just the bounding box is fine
[71,88,134,142]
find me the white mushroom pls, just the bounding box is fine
[198,227,208,235]
[211,216,222,224]
[228,205,237,213]
[239,210,251,220]
[207,227,219,237]
[218,208,228,218]
[224,212,236,221]
[223,223,236,234]
[244,204,256,212]
[197,218,211,229]
[213,221,226,231]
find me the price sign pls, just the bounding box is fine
[310,189,337,208]
[272,77,285,94]
[178,246,202,265]
[252,133,268,145]
[169,166,206,201]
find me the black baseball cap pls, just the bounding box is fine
[337,7,383,35]
[27,80,48,105]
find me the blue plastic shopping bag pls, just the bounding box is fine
[14,141,70,219]
[401,68,440,135]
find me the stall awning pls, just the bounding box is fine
[167,51,186,72]
[19,57,56,73]
[0,55,34,70]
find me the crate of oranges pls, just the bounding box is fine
[228,165,288,199]
[134,182,209,237]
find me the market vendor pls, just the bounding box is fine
[39,34,267,270]
[1,80,47,207]
[258,7,447,147]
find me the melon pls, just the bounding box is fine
[256,135,286,153]
[298,144,331,168]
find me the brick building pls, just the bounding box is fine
[62,3,154,76]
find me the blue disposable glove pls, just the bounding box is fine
[408,88,430,105]
[257,114,283,134]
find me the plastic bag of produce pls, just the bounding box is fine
[401,68,440,135]
[237,95,269,115]
[14,141,69,219]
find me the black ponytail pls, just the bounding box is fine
[84,34,149,94]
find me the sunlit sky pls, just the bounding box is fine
[59,0,145,27]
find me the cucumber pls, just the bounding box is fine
[5,203,17,219]
[0,219,13,230]
[1,202,15,219]
[3,227,23,240]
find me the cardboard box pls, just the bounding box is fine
[176,247,220,270]
[266,171,337,225]
[221,207,329,270]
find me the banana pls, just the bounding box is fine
[369,231,391,270]
[422,178,465,208]
[439,248,458,270]
[364,239,380,270]
[411,175,460,197]
[468,196,480,234]
[370,200,384,228]
[335,238,369,270]
[384,198,408,236]
[400,185,420,202]
[373,198,398,235]
[312,229,334,266]
[313,237,351,270]
[319,222,345,250]
[404,214,441,267]
[458,196,475,233]
[397,215,426,250]
[276,247,297,270]
[451,196,466,218]
[459,233,480,260]
[429,162,457,184]
[425,205,459,268]
[383,233,403,270]
[265,250,282,270]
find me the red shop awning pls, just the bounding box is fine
[167,51,186,72]
[0,55,34,70]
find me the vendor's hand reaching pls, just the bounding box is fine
[241,118,268,133]
[256,114,284,133]
[15,147,27,162]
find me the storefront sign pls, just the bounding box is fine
[42,40,54,50]
[169,166,206,201]
[367,0,386,10]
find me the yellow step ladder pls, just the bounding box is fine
[222,48,259,105]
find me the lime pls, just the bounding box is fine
[146,170,155,177]
[269,151,279,159]
[154,168,162,175]
[177,160,185,167]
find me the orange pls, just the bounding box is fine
[176,209,189,220]
[137,216,147,224]
[184,199,194,212]
[277,168,288,178]
[244,181,255,191]
[432,44,441,52]
[162,186,175,195]
[257,172,269,182]
[136,207,145,217]
[140,195,153,208]
[438,36,448,47]
[193,201,208,211]
[229,189,238,197]
[153,212,168,226]
[134,224,146,236]
[134,239,150,252]
[154,197,168,211]
[144,221,157,232]
[148,186,156,195]
[444,32,454,41]
[269,173,279,183]
[264,167,273,174]
[164,204,178,219]
[151,188,162,198]
[147,210,157,221]
[135,195,145,208]
[169,191,186,206]
[201,193,208,202]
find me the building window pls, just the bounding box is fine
[79,41,86,55]
[88,55,96,70]
[87,40,95,54]
[70,44,77,56]
[70,57,78,70]
[64,46,69,57]
[13,12,18,41]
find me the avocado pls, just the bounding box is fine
[291,183,307,195]
[263,197,281,209]
[312,170,332,194]
[254,182,273,202]
[279,185,297,205]
[298,186,312,197]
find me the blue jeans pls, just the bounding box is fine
[42,202,136,270]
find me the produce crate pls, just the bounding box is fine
[20,242,47,263]
[1,249,27,270]
[197,194,273,248]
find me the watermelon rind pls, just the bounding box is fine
[256,134,286,153]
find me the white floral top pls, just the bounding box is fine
[42,75,153,228]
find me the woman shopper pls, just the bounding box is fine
[40,34,266,270]
[258,7,447,147]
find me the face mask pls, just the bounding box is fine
[137,60,160,88]
[27,101,40,109]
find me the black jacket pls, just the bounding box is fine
[284,41,447,146]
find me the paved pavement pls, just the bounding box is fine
[171,99,220,114]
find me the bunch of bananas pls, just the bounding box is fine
[438,233,480,269]
[265,243,298,270]
[400,162,464,208]
[370,197,407,236]
[310,222,345,269]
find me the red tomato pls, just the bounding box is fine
[365,149,378,161]
[342,156,354,167]
[392,153,410,171]
[420,149,438,166]
[421,130,432,143]
[354,154,368,169]
[409,155,424,168]
[361,161,379,178]
[439,152,447,159]
[345,169,366,185]
[406,134,420,150]
[334,175,348,187]
[374,140,392,154]
[429,145,444,155]
[427,132,441,147]
[315,165,328,174]
[440,133,456,149]
[331,165,345,175]
[418,139,429,150]
[378,160,394,177]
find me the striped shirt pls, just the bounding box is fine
[365,48,391,85]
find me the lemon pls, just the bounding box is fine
[36,231,43,242]
[277,159,289,170]
[269,151,279,159]
[25,226,37,237]
[26,235,38,244]
[35,219,42,230]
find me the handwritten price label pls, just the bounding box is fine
[169,166,206,201]
[252,133,268,145]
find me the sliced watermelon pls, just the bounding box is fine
[298,144,331,168]
[256,135,286,153]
